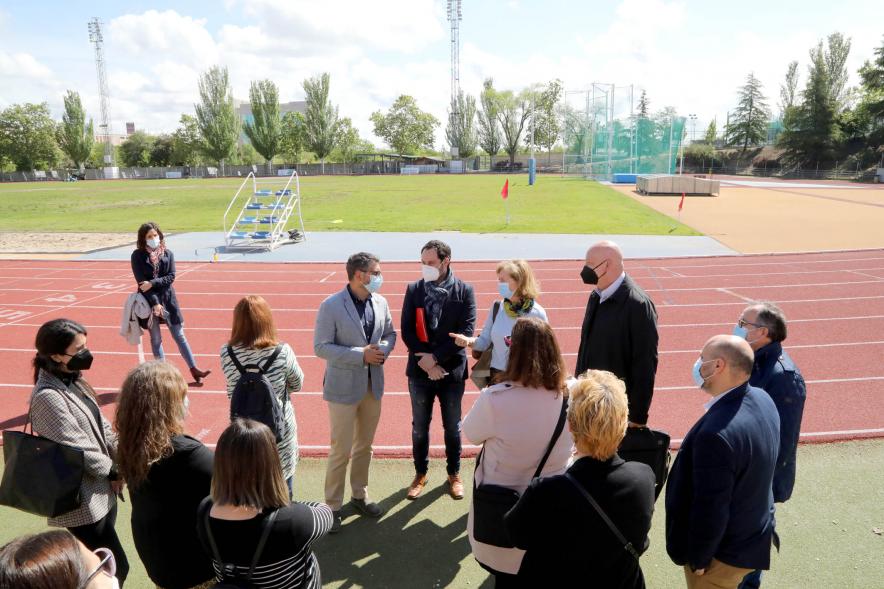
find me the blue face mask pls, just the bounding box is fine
[692,357,715,388]
[498,282,514,299]
[732,325,748,339]
[365,274,383,293]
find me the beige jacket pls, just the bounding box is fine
[463,381,573,575]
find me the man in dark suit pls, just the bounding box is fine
[666,335,781,589]
[575,240,658,427]
[735,302,806,589]
[401,240,476,500]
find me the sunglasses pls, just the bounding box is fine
[80,548,115,588]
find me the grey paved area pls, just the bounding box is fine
[79,231,737,263]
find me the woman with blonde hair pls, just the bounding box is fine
[505,370,656,588]
[450,259,548,381]
[114,361,214,589]
[462,317,572,587]
[196,419,332,589]
[220,295,303,493]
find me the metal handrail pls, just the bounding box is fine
[223,172,257,238]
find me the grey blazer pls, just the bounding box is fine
[29,369,118,528]
[314,288,397,404]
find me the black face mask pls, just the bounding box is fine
[580,260,608,285]
[64,349,94,371]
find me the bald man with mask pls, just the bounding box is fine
[576,241,659,427]
[665,335,781,589]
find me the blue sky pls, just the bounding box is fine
[1,0,881,147]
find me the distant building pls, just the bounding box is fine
[235,100,306,145]
[94,133,130,147]
[126,122,135,135]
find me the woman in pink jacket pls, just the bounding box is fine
[463,317,573,587]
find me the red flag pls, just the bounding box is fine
[678,192,685,212]
[501,179,509,200]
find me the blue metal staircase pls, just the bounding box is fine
[223,170,305,250]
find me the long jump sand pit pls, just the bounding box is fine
[617,177,884,254]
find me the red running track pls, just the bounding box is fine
[1,250,883,456]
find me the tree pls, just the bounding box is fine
[171,114,204,166]
[857,35,884,147]
[149,134,175,167]
[333,117,370,163]
[779,47,839,165]
[279,111,307,163]
[195,65,239,171]
[445,90,478,158]
[704,119,717,144]
[637,90,650,118]
[119,131,155,167]
[370,95,439,155]
[0,103,60,171]
[819,32,852,110]
[243,79,282,172]
[780,61,800,114]
[496,89,532,168]
[302,73,340,173]
[530,79,564,161]
[725,73,770,152]
[56,90,94,170]
[477,78,503,160]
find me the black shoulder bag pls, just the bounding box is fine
[199,497,280,589]
[472,396,567,548]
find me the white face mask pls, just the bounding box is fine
[110,576,121,589]
[422,264,441,282]
[146,237,160,249]
[181,395,190,420]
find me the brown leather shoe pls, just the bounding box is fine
[406,473,429,500]
[189,366,211,385]
[448,474,464,500]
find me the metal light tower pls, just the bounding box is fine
[446,0,462,156]
[88,17,114,168]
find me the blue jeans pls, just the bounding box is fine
[409,378,465,476]
[739,570,762,588]
[148,313,197,368]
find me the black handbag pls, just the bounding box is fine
[618,426,671,500]
[0,417,85,518]
[472,396,567,548]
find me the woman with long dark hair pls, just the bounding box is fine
[28,318,129,586]
[131,221,210,384]
[196,419,332,589]
[114,361,215,589]
[0,529,119,589]
[462,317,572,587]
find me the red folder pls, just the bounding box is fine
[415,307,430,343]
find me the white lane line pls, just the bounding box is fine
[716,288,755,302]
[318,271,336,283]
[848,270,884,281]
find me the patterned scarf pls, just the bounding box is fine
[424,268,456,331]
[147,243,166,279]
[503,297,535,318]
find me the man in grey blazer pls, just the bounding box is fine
[314,252,397,533]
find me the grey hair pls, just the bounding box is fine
[753,301,787,342]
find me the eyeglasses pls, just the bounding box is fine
[737,319,763,329]
[80,548,115,589]
[364,270,382,277]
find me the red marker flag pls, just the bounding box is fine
[678,192,685,212]
[501,179,509,200]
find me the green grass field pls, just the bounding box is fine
[2,440,882,588]
[0,175,698,235]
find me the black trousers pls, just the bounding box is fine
[68,501,130,586]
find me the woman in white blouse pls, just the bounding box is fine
[463,317,572,587]
[450,259,548,381]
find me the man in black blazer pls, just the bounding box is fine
[401,240,476,500]
[575,240,658,427]
[665,335,781,589]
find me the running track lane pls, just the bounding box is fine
[0,250,882,456]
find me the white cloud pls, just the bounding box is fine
[109,10,219,70]
[0,51,53,80]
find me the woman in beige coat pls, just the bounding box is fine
[463,317,572,587]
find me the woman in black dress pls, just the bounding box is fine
[131,221,210,383]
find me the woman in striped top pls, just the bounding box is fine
[197,419,332,589]
[220,296,303,490]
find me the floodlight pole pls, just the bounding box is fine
[88,17,114,172]
[668,117,674,174]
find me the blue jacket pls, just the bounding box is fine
[750,342,806,503]
[665,382,780,571]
